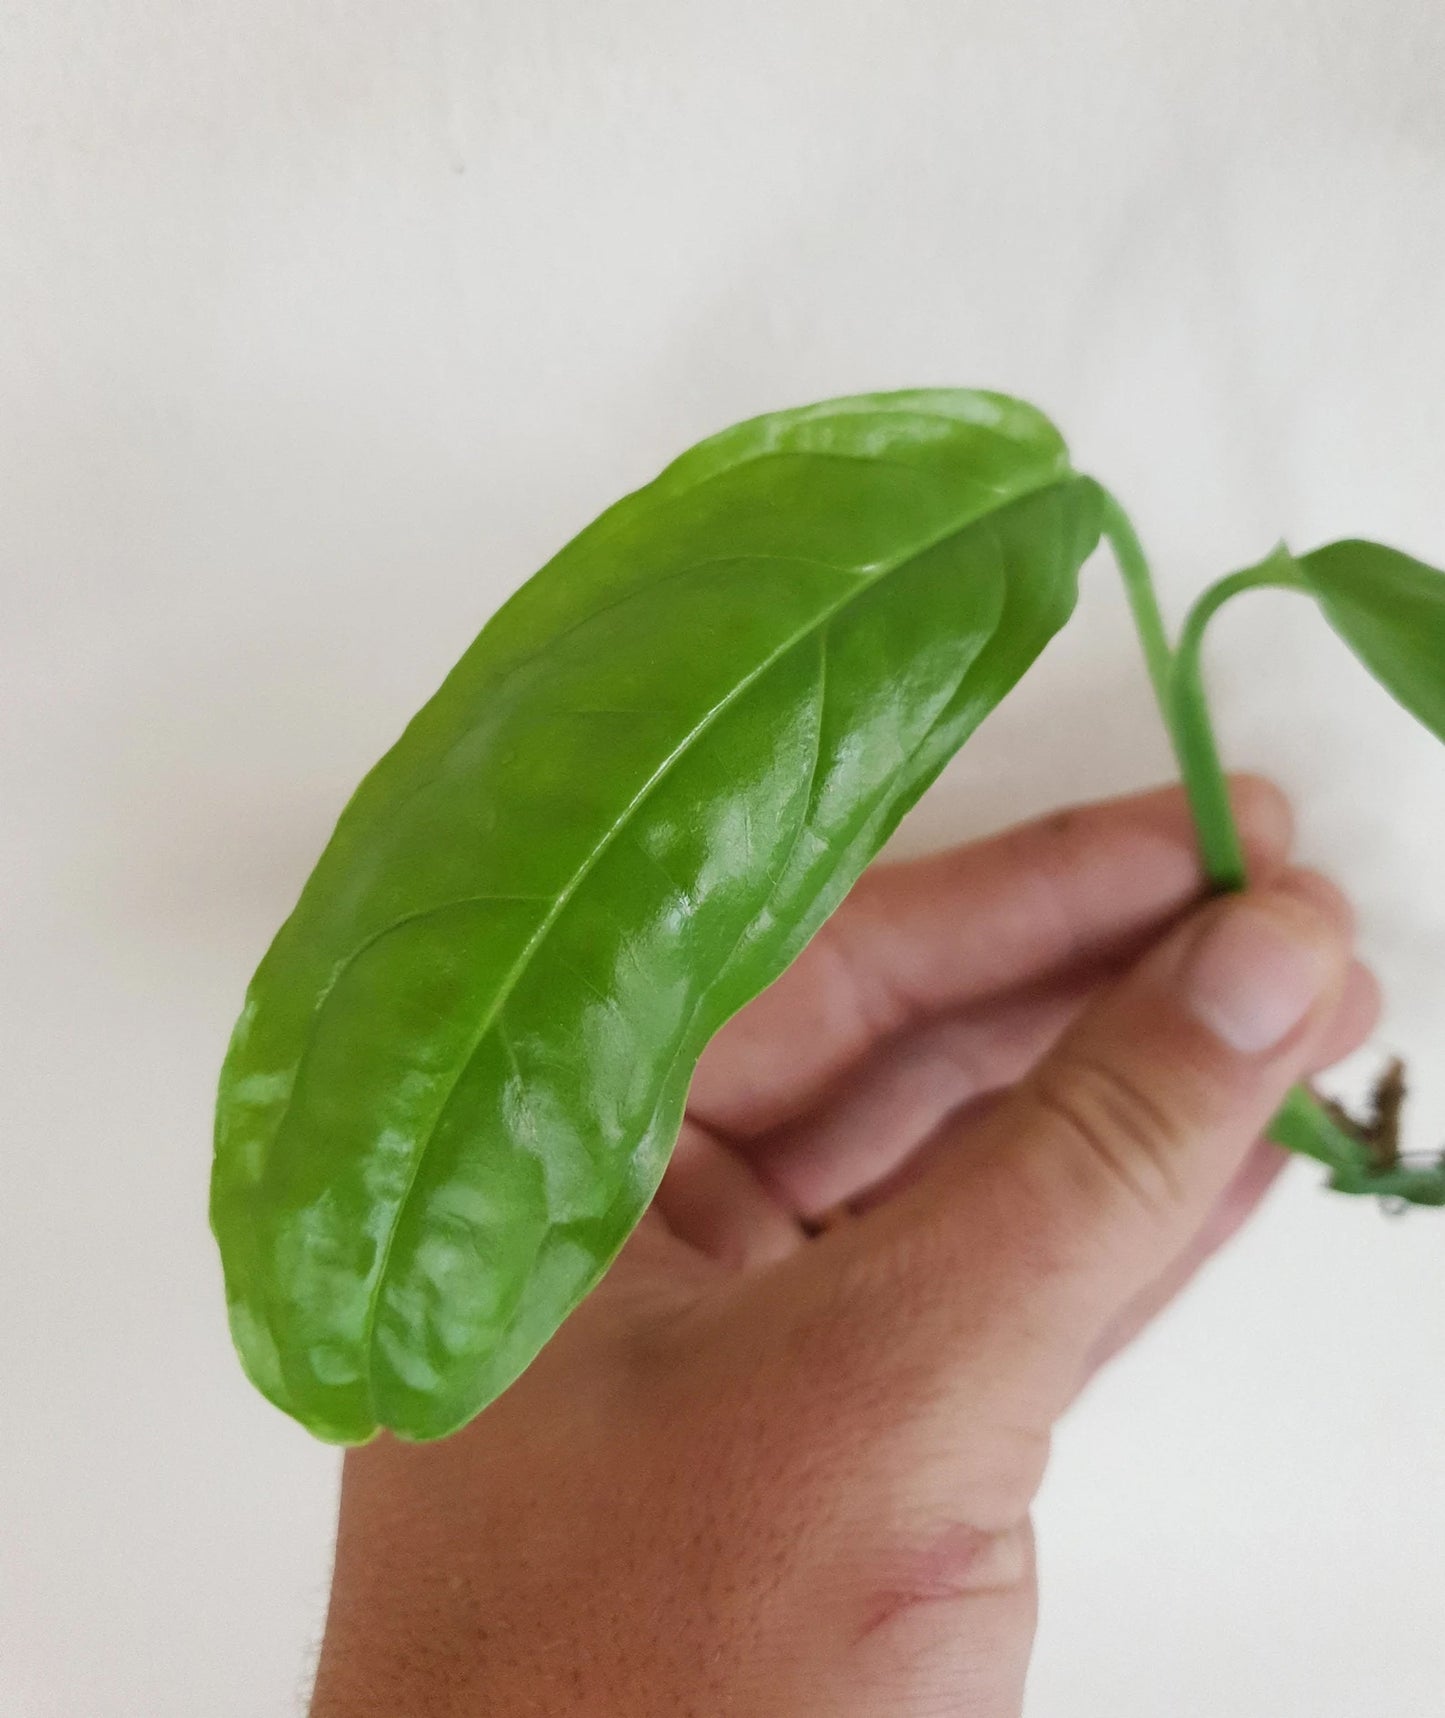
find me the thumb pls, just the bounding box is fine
[820,871,1355,1431]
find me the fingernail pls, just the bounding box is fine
[1181,899,1338,1054]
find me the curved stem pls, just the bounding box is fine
[1167,550,1308,892]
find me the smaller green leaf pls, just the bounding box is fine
[1296,539,1445,741]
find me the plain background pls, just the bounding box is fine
[3,4,1443,1714]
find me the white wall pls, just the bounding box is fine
[2,4,1442,1714]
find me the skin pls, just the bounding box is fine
[310,776,1378,1718]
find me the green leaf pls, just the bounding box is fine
[211,389,1103,1443]
[1296,539,1445,740]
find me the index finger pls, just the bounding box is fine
[686,775,1293,1138]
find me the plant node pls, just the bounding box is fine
[1319,1057,1408,1171]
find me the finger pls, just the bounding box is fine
[648,959,1372,1281]
[746,977,1093,1220]
[1308,957,1382,1070]
[650,1121,805,1271]
[743,931,1376,1231]
[688,775,1293,1138]
[847,954,1378,1226]
[1082,955,1382,1376]
[788,868,1354,1446]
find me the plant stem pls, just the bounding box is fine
[1099,491,1174,713]
[1099,504,1380,1187]
[1167,551,1308,891]
[1100,500,1307,893]
[1100,491,1247,884]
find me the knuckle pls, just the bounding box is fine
[1025,1052,1187,1221]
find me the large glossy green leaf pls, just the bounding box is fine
[212,389,1104,1443]
[1296,539,1445,740]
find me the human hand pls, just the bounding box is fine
[310,778,1376,1717]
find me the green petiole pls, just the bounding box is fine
[1098,491,1174,712]
[1167,547,1308,890]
